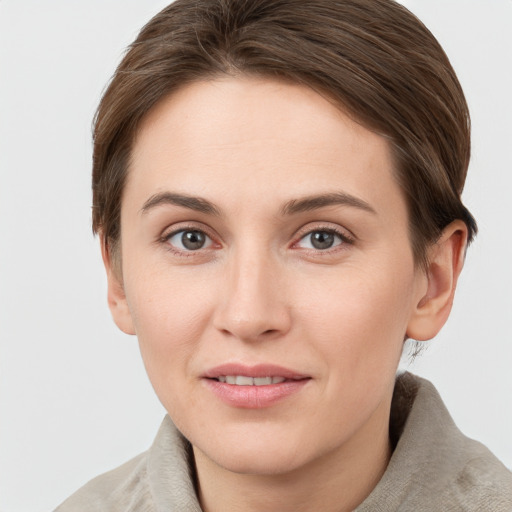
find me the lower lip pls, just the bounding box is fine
[203,379,310,409]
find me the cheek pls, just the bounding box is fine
[297,260,416,375]
[123,264,216,392]
[290,262,417,435]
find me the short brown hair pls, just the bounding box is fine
[92,0,477,266]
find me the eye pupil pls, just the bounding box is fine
[311,231,335,250]
[182,230,205,250]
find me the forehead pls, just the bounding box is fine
[126,77,405,223]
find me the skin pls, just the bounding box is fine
[104,77,467,512]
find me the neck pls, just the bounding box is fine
[193,399,392,512]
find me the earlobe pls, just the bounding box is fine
[406,220,468,341]
[100,237,136,336]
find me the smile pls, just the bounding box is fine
[216,376,287,385]
[203,364,311,408]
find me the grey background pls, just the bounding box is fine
[1,1,511,510]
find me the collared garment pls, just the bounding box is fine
[55,373,512,511]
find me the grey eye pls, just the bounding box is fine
[167,230,212,251]
[298,230,343,250]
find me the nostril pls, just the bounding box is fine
[217,326,282,341]
[213,296,292,341]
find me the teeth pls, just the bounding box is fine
[235,376,253,386]
[217,376,287,386]
[254,377,272,386]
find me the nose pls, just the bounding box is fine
[213,248,292,342]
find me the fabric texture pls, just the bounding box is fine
[54,373,512,511]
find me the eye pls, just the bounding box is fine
[166,229,213,251]
[296,229,345,250]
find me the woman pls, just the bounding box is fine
[55,0,512,510]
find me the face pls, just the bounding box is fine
[113,77,429,476]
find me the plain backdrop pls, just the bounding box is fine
[0,1,511,510]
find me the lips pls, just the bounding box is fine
[202,363,310,408]
[203,363,308,381]
[217,375,286,385]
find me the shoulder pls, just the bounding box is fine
[54,451,154,512]
[442,448,512,511]
[53,415,201,512]
[407,373,512,510]
[404,373,512,511]
[357,373,512,512]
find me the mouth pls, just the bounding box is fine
[212,376,288,385]
[202,364,310,408]
[203,363,309,383]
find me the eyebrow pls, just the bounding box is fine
[140,190,376,217]
[141,192,221,216]
[281,192,376,216]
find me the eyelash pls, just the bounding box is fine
[159,224,355,257]
[292,225,355,253]
[160,224,218,258]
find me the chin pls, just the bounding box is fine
[206,447,308,476]
[191,424,327,477]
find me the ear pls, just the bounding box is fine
[100,237,136,336]
[406,220,468,341]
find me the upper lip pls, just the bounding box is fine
[203,363,309,380]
